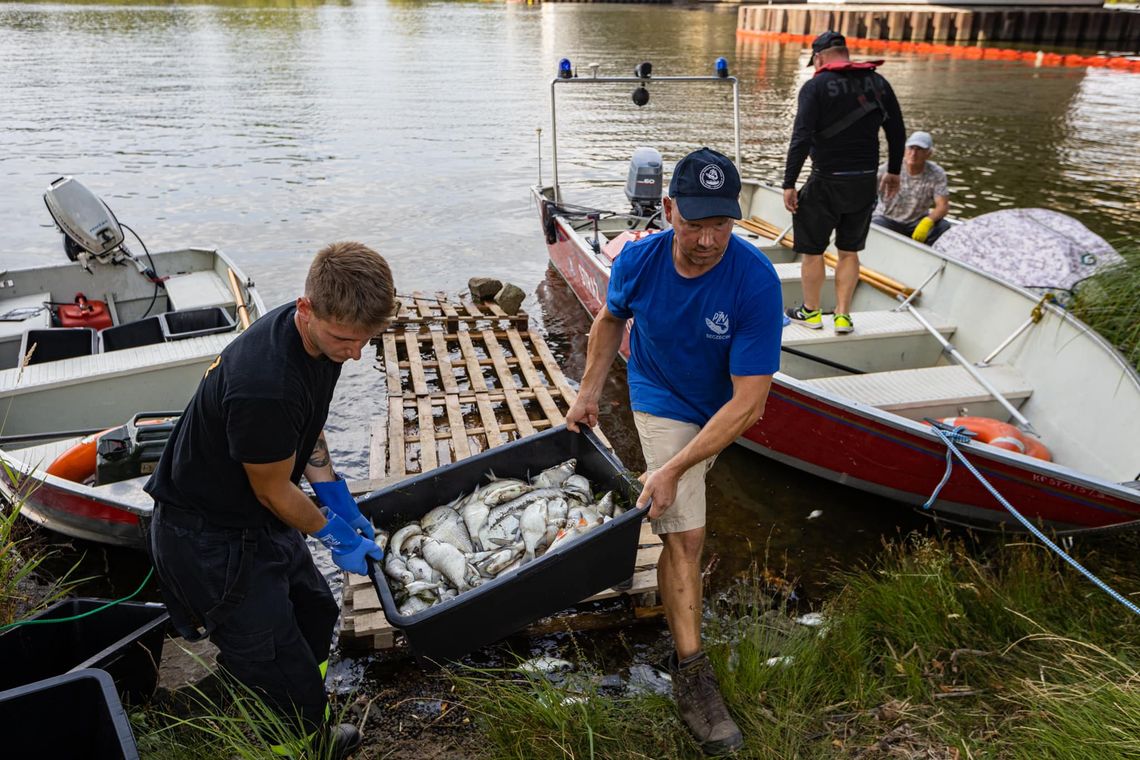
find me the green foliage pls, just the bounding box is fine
[450,533,1140,758]
[1072,245,1140,372]
[0,459,76,627]
[135,661,361,760]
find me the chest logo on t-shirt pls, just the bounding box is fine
[704,311,730,339]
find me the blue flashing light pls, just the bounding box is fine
[715,57,729,78]
[558,58,573,79]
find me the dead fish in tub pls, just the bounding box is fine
[530,458,576,488]
[422,537,480,590]
[520,498,550,564]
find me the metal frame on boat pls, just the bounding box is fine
[532,60,1140,530]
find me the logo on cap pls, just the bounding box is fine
[699,164,725,190]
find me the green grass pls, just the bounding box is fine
[1072,244,1140,372]
[135,660,364,760]
[449,532,1140,758]
[0,459,76,627]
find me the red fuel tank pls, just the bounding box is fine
[58,293,113,330]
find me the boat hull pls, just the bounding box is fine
[535,188,1140,529]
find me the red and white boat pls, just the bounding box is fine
[532,61,1140,529]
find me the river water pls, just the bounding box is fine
[4,1,1140,597]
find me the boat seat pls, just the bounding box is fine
[163,271,235,312]
[781,310,957,378]
[773,262,836,311]
[803,364,1033,422]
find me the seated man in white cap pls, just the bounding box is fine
[873,131,951,245]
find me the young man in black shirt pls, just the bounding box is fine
[146,241,395,758]
[782,30,905,335]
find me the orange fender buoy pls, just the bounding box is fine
[45,428,115,484]
[938,417,1052,462]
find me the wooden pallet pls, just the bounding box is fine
[369,292,587,478]
[340,292,657,650]
[341,522,663,651]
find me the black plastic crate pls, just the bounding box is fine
[0,669,139,758]
[159,306,236,341]
[359,426,644,662]
[19,327,97,364]
[99,316,165,352]
[0,599,169,705]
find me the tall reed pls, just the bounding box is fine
[1072,244,1140,372]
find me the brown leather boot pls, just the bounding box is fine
[669,651,744,756]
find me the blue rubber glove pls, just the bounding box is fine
[313,509,383,576]
[312,477,375,541]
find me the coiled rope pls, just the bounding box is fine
[924,420,1140,616]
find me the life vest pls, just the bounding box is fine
[816,59,884,75]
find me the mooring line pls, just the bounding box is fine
[924,420,1140,617]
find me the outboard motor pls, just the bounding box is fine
[625,147,663,218]
[44,176,127,264]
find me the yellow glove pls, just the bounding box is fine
[912,216,935,243]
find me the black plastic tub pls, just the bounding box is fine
[0,669,140,758]
[99,316,165,352]
[19,327,97,364]
[159,306,236,340]
[0,599,169,704]
[358,425,644,662]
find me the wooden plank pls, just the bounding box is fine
[404,331,429,397]
[505,329,564,424]
[387,396,405,478]
[417,396,438,473]
[456,330,489,392]
[482,328,535,438]
[368,415,387,482]
[461,298,484,318]
[473,392,504,449]
[413,292,434,320]
[445,394,473,462]
[430,331,459,395]
[528,329,580,409]
[382,333,401,398]
[400,389,572,406]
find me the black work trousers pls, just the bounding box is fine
[149,502,339,733]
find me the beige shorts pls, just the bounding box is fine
[633,411,716,535]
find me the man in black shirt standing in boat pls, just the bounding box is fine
[782,30,906,335]
[146,242,395,759]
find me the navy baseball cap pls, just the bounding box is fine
[668,148,742,221]
[807,30,846,66]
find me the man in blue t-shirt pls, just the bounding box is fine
[566,148,782,756]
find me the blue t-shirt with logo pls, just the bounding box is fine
[607,229,783,426]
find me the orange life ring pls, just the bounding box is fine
[45,428,115,484]
[938,417,1052,462]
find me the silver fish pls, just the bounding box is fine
[460,500,490,552]
[398,596,432,617]
[478,542,525,576]
[421,505,460,532]
[426,514,475,553]
[422,538,474,590]
[562,474,593,502]
[403,534,425,557]
[477,479,533,506]
[546,525,582,553]
[383,554,415,586]
[531,459,576,488]
[406,556,437,583]
[486,513,521,547]
[520,499,549,564]
[402,580,440,597]
[390,524,422,558]
[546,496,569,525]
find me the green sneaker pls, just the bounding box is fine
[834,313,854,334]
[785,304,823,329]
